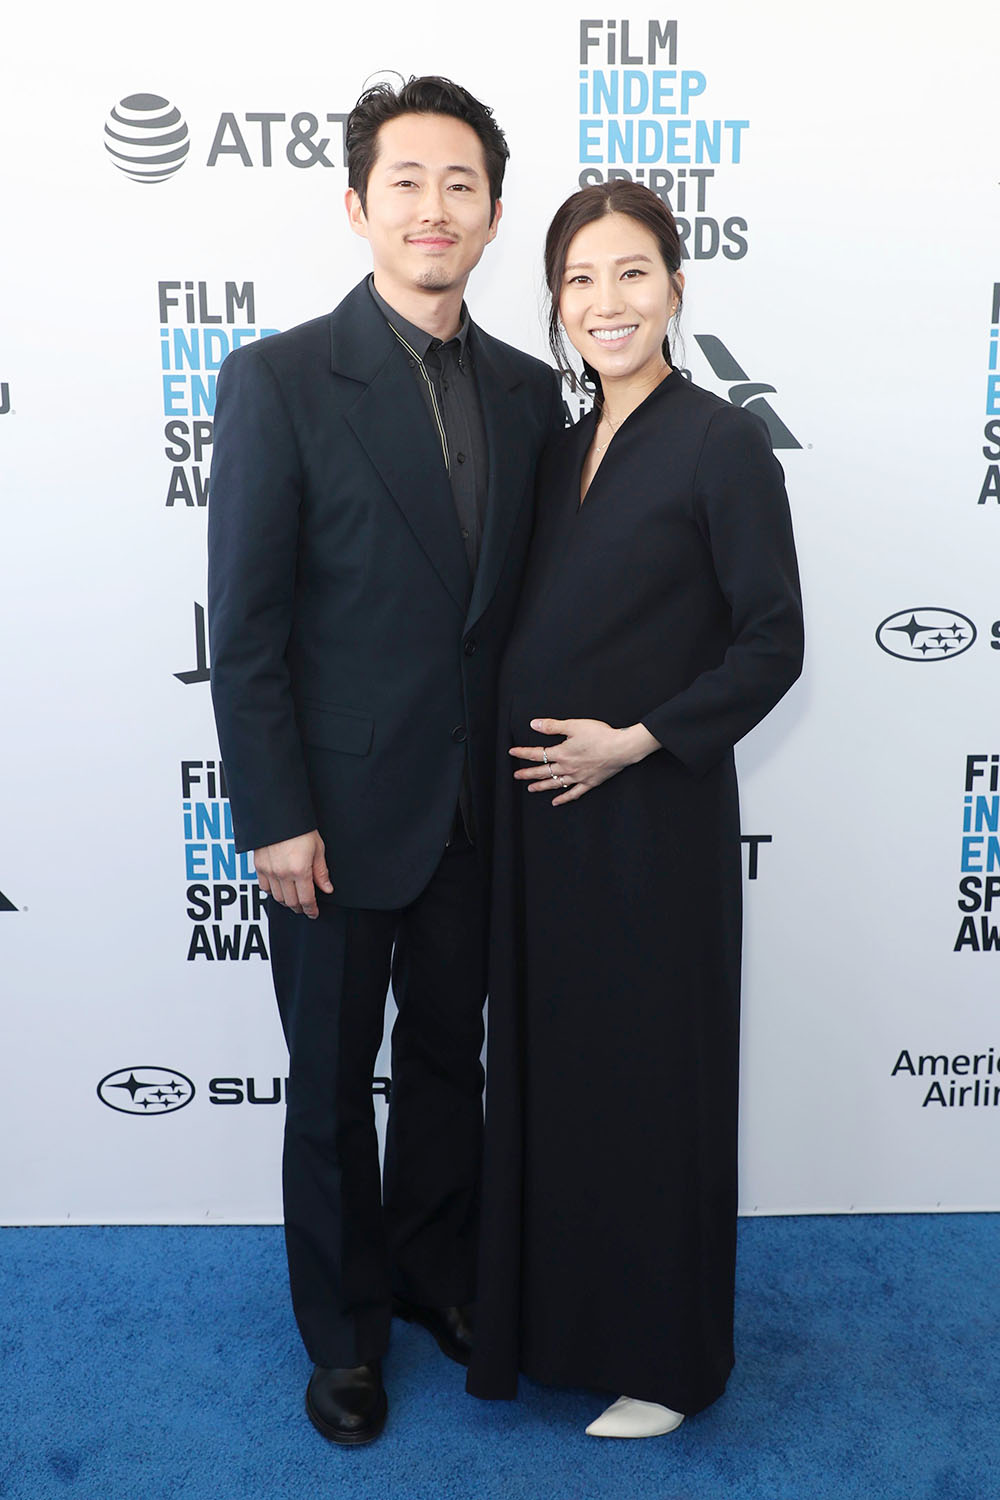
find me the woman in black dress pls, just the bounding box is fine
[466,182,803,1436]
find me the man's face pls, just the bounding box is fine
[346,112,501,299]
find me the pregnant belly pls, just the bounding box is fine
[505,685,630,750]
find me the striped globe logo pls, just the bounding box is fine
[104,94,189,183]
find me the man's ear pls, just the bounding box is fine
[345,187,369,240]
[486,198,503,244]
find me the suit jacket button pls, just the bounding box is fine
[464,638,477,656]
[451,725,468,743]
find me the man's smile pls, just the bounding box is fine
[407,235,459,248]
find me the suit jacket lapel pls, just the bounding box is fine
[465,327,530,630]
[332,283,470,613]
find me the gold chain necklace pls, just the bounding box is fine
[592,366,672,454]
[593,408,620,455]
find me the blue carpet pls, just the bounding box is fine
[1,1217,997,1500]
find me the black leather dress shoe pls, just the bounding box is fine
[305,1361,387,1446]
[392,1299,474,1367]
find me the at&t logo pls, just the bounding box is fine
[105,94,349,181]
[104,95,190,183]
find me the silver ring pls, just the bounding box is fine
[560,776,569,788]
[549,769,559,782]
[542,748,550,765]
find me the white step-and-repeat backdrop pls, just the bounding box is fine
[2,1,997,1223]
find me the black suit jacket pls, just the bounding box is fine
[207,279,563,909]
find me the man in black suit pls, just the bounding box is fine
[207,76,562,1445]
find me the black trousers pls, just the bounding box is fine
[266,835,487,1368]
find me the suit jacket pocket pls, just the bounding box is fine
[298,702,374,756]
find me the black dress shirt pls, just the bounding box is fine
[368,277,488,573]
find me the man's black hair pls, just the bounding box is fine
[346,75,509,214]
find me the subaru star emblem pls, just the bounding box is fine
[875,609,977,662]
[97,1067,195,1115]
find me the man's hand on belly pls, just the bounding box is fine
[254,831,334,918]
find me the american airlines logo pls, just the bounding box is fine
[693,335,801,450]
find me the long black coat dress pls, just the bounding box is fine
[466,371,803,1415]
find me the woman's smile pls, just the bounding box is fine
[589,324,638,345]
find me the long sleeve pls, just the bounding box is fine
[207,347,317,853]
[640,404,804,774]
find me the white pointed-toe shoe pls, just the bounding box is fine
[585,1395,685,1438]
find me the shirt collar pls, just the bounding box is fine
[367,274,471,361]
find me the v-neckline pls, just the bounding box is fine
[577,409,601,509]
[575,370,682,510]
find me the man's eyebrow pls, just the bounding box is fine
[383,160,481,176]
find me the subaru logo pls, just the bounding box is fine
[875,609,977,662]
[97,1067,195,1115]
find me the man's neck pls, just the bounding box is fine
[371,271,467,342]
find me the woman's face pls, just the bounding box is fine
[558,212,678,388]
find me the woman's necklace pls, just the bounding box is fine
[593,366,673,455]
[593,407,620,455]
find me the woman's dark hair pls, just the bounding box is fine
[346,75,509,215]
[544,181,685,405]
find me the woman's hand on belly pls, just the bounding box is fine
[510,718,661,805]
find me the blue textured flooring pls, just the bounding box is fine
[1,1217,997,1499]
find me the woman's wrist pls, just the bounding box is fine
[619,723,661,765]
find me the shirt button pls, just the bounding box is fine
[451,725,468,744]
[464,639,478,656]
[443,380,450,390]
[457,452,467,463]
[407,357,416,367]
